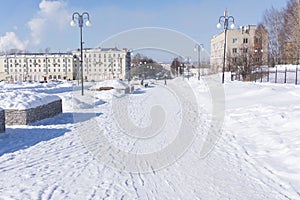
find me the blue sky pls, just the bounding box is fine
[0,0,288,61]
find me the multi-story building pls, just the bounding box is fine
[0,47,127,82]
[210,25,268,72]
[72,47,126,81]
[0,53,75,82]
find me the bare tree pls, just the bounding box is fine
[284,0,300,64]
[229,46,257,79]
[170,57,182,76]
[131,53,155,66]
[45,47,51,54]
[263,6,285,66]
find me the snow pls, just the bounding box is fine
[0,75,300,199]
[0,90,61,110]
[271,64,300,72]
[89,79,130,90]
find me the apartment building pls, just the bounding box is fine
[72,47,126,81]
[0,53,75,82]
[210,25,268,71]
[0,47,127,82]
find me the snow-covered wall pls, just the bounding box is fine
[0,91,61,110]
[0,108,5,132]
[5,99,62,125]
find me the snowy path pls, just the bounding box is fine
[0,78,299,199]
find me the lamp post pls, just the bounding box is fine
[70,12,91,95]
[126,49,133,83]
[254,49,264,66]
[185,56,191,80]
[64,55,68,80]
[194,44,204,80]
[217,9,235,83]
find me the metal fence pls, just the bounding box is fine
[233,66,300,85]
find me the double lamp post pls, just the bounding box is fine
[70,12,91,95]
[194,44,204,80]
[217,10,235,84]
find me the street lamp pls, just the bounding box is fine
[194,44,204,80]
[254,49,264,65]
[70,12,91,95]
[217,9,235,83]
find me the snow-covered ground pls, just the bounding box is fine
[0,76,299,199]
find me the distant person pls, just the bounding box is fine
[141,79,144,86]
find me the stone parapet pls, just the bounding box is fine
[5,99,62,125]
[0,109,5,132]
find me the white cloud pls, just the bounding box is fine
[28,18,46,45]
[27,0,69,46]
[0,32,28,51]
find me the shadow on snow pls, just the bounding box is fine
[0,127,70,156]
[0,112,102,156]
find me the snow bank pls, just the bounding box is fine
[89,80,129,90]
[274,64,300,71]
[0,90,60,110]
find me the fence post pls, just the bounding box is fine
[267,67,270,82]
[260,68,263,82]
[296,66,298,85]
[275,67,278,83]
[284,67,287,84]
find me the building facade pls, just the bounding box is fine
[210,25,268,72]
[0,53,75,82]
[0,47,127,82]
[72,47,126,81]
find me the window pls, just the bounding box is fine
[243,48,248,53]
[232,48,237,53]
[243,38,248,43]
[233,38,238,44]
